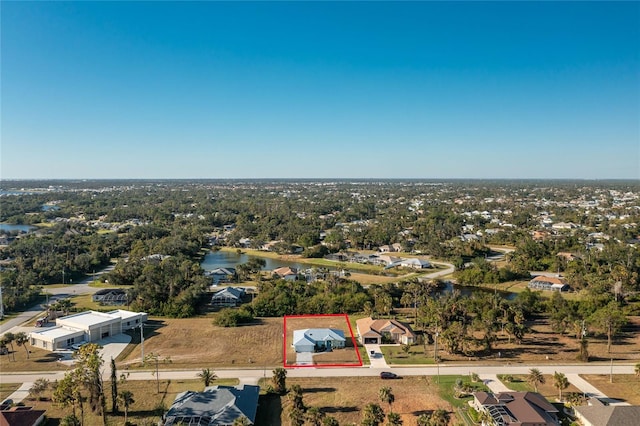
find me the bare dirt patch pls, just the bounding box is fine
[119,317,283,368]
[283,376,453,426]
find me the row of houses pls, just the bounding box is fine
[324,252,431,269]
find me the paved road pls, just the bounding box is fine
[0,265,114,335]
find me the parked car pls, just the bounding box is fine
[380,371,400,380]
[71,342,87,351]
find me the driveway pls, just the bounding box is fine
[364,344,389,368]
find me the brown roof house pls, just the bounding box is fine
[574,398,640,426]
[356,317,416,345]
[0,407,46,426]
[472,391,559,426]
[528,276,569,292]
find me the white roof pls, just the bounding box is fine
[107,309,144,320]
[30,326,84,341]
[58,311,119,328]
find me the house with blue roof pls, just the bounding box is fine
[292,328,346,353]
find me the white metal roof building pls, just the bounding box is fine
[29,309,147,351]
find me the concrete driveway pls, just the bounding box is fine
[364,344,389,368]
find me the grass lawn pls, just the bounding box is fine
[0,383,20,401]
[582,374,640,405]
[0,345,72,374]
[497,374,583,402]
[380,345,435,365]
[26,378,238,425]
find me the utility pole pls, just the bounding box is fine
[140,323,145,363]
[0,285,4,320]
[610,357,613,383]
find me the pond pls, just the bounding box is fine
[0,223,35,233]
[201,250,309,271]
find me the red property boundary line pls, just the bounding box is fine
[283,313,363,368]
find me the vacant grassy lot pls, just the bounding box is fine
[0,345,72,373]
[281,376,454,426]
[25,378,238,425]
[284,315,361,366]
[582,374,640,405]
[119,317,283,368]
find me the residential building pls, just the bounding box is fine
[92,289,128,305]
[528,276,569,292]
[0,407,46,426]
[356,318,416,345]
[292,328,346,353]
[272,267,298,281]
[574,398,640,426]
[211,287,245,307]
[29,309,147,351]
[472,391,560,426]
[164,384,260,426]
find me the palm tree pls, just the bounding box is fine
[289,384,304,411]
[15,332,29,359]
[379,386,395,413]
[386,412,402,426]
[362,403,385,426]
[306,406,324,426]
[3,332,16,361]
[428,409,449,426]
[232,416,251,426]
[198,368,217,387]
[635,362,640,377]
[527,368,545,393]
[117,390,135,425]
[322,416,339,426]
[553,371,569,401]
[272,367,287,394]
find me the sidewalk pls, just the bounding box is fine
[3,382,33,404]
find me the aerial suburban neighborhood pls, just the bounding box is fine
[0,179,638,425]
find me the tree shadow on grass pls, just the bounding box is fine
[301,387,336,394]
[321,406,359,413]
[256,393,282,426]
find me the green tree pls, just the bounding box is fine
[60,414,81,426]
[527,368,545,393]
[553,371,569,401]
[386,412,402,426]
[289,384,305,412]
[590,302,627,353]
[323,416,340,426]
[635,363,640,377]
[306,406,324,426]
[198,368,217,387]
[232,416,251,426]
[74,343,106,423]
[362,403,385,426]
[14,331,29,359]
[28,378,49,401]
[379,386,395,413]
[117,390,135,425]
[272,367,287,394]
[110,357,118,414]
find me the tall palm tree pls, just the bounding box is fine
[117,390,134,425]
[3,332,16,361]
[198,368,217,387]
[272,367,287,394]
[15,332,29,359]
[379,386,395,413]
[386,412,402,426]
[553,371,569,401]
[362,403,385,426]
[527,368,545,393]
[306,406,324,426]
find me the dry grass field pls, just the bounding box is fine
[582,374,640,405]
[22,378,238,425]
[284,315,361,366]
[119,317,283,368]
[279,376,454,426]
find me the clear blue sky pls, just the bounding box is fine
[2,1,639,179]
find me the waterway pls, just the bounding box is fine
[201,250,309,271]
[0,223,35,233]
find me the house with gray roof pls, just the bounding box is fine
[163,384,260,426]
[211,287,245,307]
[292,328,346,353]
[574,398,640,426]
[472,391,559,426]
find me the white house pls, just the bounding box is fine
[29,309,147,351]
[399,258,431,269]
[211,287,245,307]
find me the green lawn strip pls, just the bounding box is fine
[380,346,435,365]
[497,375,532,392]
[434,375,489,408]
